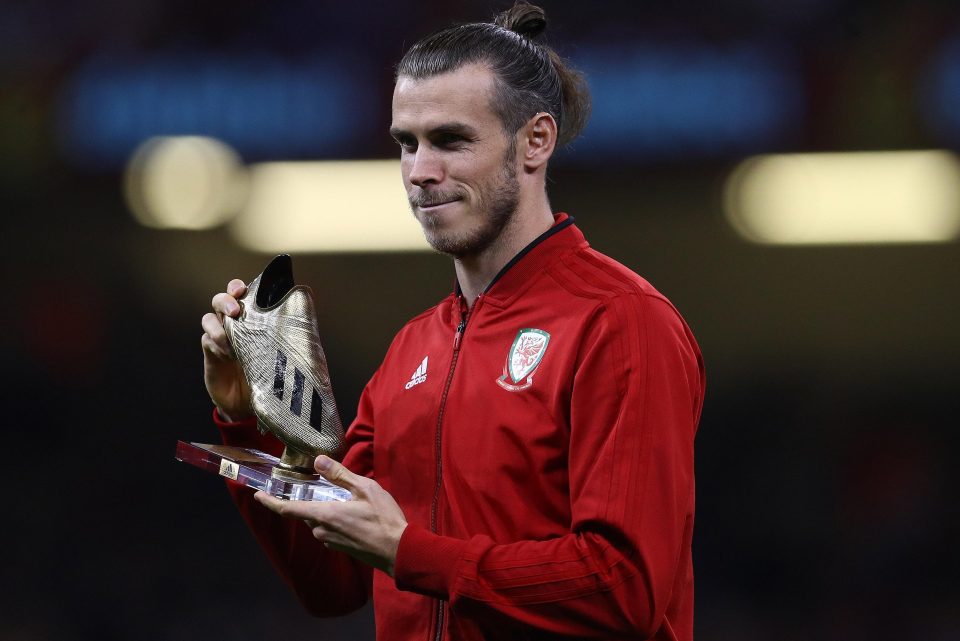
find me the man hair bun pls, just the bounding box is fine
[398,0,590,147]
[494,1,547,40]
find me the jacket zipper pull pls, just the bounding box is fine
[453,318,466,351]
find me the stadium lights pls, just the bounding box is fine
[723,150,960,245]
[230,160,430,253]
[124,136,247,230]
[123,138,429,252]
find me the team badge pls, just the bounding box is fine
[497,328,551,391]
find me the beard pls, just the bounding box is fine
[410,155,520,259]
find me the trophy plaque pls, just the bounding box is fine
[176,254,350,502]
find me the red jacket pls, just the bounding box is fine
[217,213,705,640]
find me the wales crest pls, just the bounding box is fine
[497,328,551,391]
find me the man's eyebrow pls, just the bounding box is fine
[389,122,478,139]
[428,122,477,137]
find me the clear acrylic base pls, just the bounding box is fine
[175,441,351,502]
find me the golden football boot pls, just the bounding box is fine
[223,254,344,478]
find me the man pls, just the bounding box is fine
[201,3,704,639]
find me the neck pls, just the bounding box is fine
[455,193,554,308]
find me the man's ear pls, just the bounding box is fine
[521,112,557,172]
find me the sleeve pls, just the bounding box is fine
[215,369,382,617]
[392,293,705,638]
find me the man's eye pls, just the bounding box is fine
[435,134,466,148]
[395,138,417,152]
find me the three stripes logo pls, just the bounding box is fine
[404,356,429,390]
[272,349,324,428]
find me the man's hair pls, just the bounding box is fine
[396,1,591,148]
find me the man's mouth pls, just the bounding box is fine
[420,201,456,210]
[413,195,463,210]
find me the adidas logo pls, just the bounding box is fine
[404,356,428,389]
[272,349,324,429]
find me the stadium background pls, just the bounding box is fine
[1,1,957,639]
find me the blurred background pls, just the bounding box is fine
[2,0,958,639]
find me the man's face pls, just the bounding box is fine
[391,63,520,258]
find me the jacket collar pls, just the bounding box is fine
[453,212,586,306]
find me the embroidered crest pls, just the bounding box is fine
[497,328,551,391]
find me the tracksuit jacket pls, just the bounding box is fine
[216,213,706,641]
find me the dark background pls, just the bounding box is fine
[2,1,957,639]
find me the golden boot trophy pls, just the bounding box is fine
[176,255,350,501]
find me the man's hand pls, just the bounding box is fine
[201,279,253,422]
[255,456,408,576]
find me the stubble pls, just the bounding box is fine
[411,149,520,259]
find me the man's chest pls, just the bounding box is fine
[370,304,583,536]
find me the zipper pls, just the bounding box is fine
[429,296,474,641]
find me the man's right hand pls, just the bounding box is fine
[201,279,253,422]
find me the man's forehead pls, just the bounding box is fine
[394,62,495,96]
[391,64,499,129]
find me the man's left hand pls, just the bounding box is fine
[255,456,408,576]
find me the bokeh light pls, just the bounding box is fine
[724,150,960,244]
[124,135,247,230]
[230,160,428,253]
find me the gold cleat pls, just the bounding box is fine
[223,255,344,479]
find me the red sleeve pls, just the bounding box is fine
[214,370,382,617]
[393,293,704,638]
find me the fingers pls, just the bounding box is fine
[211,279,246,317]
[255,491,292,515]
[254,491,352,532]
[254,491,315,520]
[315,456,366,495]
[201,312,234,359]
[202,278,245,358]
[201,334,229,363]
[211,291,242,318]
[308,525,351,549]
[254,483,404,574]
[227,279,247,299]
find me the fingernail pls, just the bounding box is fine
[315,456,332,473]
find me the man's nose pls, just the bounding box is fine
[408,148,443,187]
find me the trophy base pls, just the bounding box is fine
[175,441,351,502]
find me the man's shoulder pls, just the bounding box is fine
[550,244,673,310]
[403,300,448,327]
[383,295,455,345]
[556,246,701,362]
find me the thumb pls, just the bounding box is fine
[314,455,360,491]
